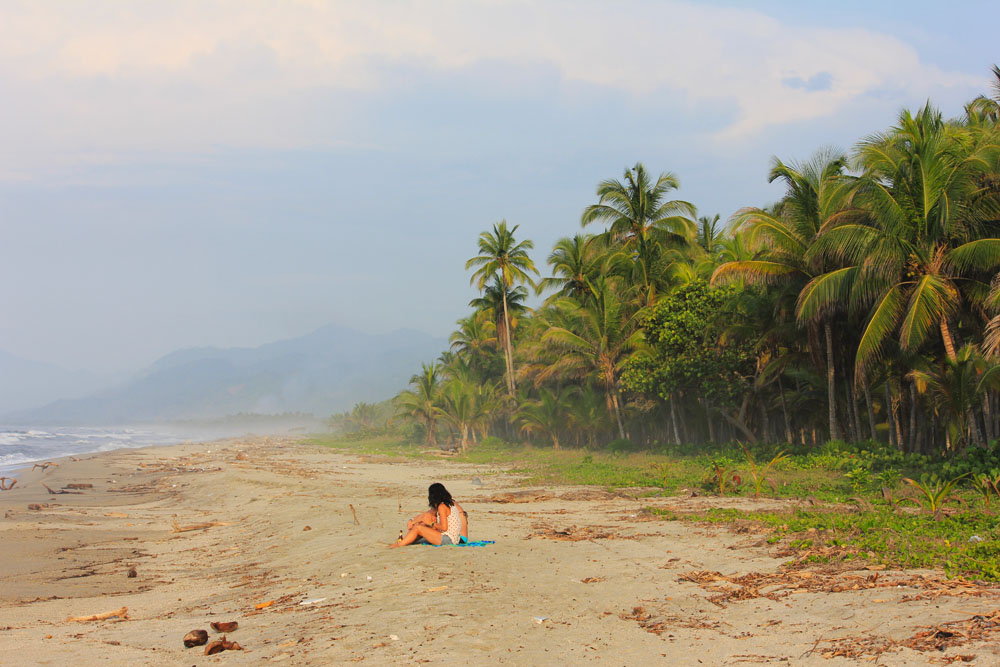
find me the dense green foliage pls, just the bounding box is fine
[376,67,1000,475]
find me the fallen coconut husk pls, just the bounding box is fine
[211,621,238,633]
[205,636,243,655]
[126,567,137,578]
[171,520,232,533]
[66,606,128,623]
[183,629,208,647]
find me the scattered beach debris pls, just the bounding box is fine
[349,504,360,525]
[171,520,232,533]
[0,476,17,491]
[32,462,59,471]
[970,535,984,543]
[580,577,605,584]
[677,569,999,608]
[485,490,554,504]
[389,634,399,641]
[64,483,93,490]
[533,616,549,624]
[299,598,326,605]
[28,503,48,511]
[104,512,128,518]
[235,452,248,460]
[3,510,11,519]
[126,567,137,578]
[527,524,624,541]
[66,607,129,623]
[303,525,312,531]
[211,621,238,632]
[42,483,82,495]
[254,600,275,610]
[424,586,448,593]
[821,609,1000,660]
[366,576,373,582]
[471,477,484,486]
[183,629,209,647]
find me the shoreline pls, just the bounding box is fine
[2,436,999,664]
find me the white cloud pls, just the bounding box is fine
[0,0,982,178]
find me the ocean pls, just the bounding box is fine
[0,427,190,475]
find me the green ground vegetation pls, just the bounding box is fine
[309,431,1000,580]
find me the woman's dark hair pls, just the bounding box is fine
[428,483,454,508]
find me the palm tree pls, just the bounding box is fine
[394,362,442,448]
[713,148,856,441]
[439,378,478,452]
[539,278,646,439]
[803,105,1000,445]
[538,234,606,301]
[517,387,566,448]
[449,311,499,380]
[911,346,1000,449]
[582,163,696,304]
[967,65,1000,124]
[466,221,539,396]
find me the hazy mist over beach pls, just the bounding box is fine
[1,0,998,423]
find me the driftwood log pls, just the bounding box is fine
[42,483,82,495]
[32,462,59,471]
[171,520,231,533]
[64,483,93,490]
[66,606,128,623]
[0,477,16,491]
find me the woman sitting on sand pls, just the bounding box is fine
[390,483,467,547]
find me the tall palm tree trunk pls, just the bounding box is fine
[500,289,516,397]
[778,377,793,444]
[940,318,985,448]
[863,378,878,442]
[825,322,840,441]
[884,380,897,450]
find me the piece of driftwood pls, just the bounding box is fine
[211,621,238,633]
[28,503,46,510]
[33,462,59,471]
[349,504,360,525]
[64,483,93,490]
[184,629,208,647]
[254,600,274,610]
[66,606,128,623]
[0,477,16,491]
[42,483,82,495]
[171,520,231,533]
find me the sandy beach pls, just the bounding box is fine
[1,436,998,665]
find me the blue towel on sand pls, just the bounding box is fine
[423,539,495,548]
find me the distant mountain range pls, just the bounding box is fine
[1,325,447,425]
[0,350,112,415]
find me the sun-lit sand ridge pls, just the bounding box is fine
[1,437,999,665]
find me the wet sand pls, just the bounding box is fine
[1,436,998,665]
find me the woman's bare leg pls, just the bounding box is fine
[389,523,442,548]
[407,510,436,531]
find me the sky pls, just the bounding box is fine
[1,0,998,374]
